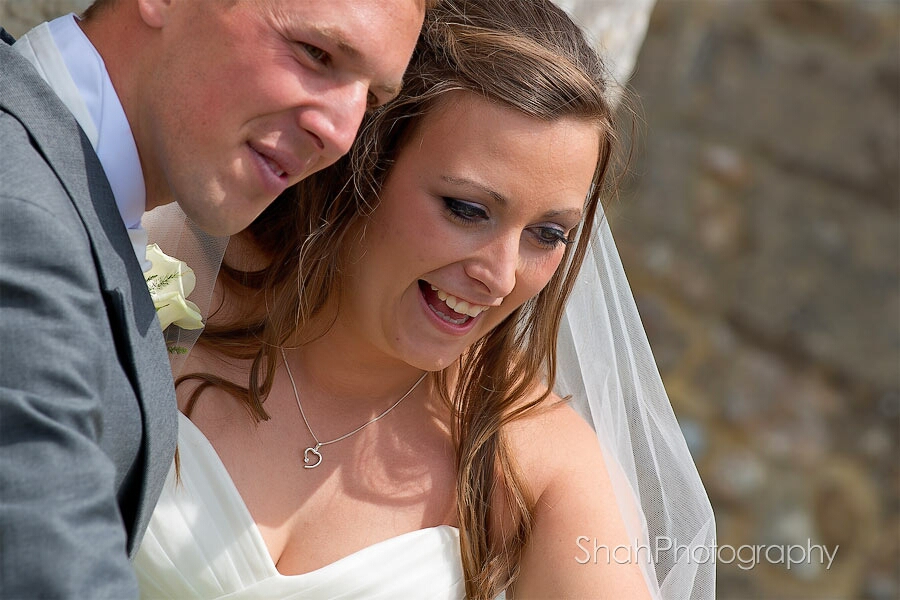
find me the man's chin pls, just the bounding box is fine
[176,205,247,238]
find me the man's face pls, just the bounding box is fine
[136,0,424,235]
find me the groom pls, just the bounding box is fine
[0,0,423,597]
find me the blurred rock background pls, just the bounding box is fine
[0,0,90,34]
[610,1,898,599]
[3,0,897,598]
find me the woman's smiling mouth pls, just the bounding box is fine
[418,280,491,328]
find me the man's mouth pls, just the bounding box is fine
[260,154,285,178]
[249,142,309,181]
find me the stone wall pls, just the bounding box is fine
[3,1,898,598]
[0,0,91,36]
[617,1,899,598]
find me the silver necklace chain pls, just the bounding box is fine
[280,347,427,470]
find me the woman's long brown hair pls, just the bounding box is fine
[183,1,618,597]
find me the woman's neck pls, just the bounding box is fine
[217,231,433,407]
[285,312,431,411]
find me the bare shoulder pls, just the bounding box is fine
[503,392,608,497]
[504,392,654,599]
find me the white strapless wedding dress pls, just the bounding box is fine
[134,413,466,599]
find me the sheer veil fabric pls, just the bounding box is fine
[143,1,715,597]
[556,216,716,599]
[142,204,229,375]
[556,3,715,596]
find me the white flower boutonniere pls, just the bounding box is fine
[145,244,204,353]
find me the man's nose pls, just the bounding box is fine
[299,80,369,161]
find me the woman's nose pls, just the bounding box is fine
[464,233,519,299]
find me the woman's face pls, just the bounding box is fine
[339,91,600,371]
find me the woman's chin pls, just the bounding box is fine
[409,354,457,373]
[394,342,463,373]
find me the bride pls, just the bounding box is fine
[136,0,715,598]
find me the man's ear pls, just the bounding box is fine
[137,0,174,29]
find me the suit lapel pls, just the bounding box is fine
[0,28,15,46]
[0,43,177,553]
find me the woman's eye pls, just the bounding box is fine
[300,43,329,64]
[443,198,488,222]
[531,226,572,249]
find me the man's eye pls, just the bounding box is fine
[300,43,329,64]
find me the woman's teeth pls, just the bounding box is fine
[433,309,468,325]
[430,285,489,318]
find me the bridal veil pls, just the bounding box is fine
[554,1,716,597]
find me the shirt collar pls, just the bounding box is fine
[17,14,146,231]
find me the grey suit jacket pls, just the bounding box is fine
[0,37,178,598]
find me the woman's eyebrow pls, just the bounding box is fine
[543,208,583,221]
[441,175,584,221]
[441,175,508,205]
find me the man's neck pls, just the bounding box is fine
[79,4,162,214]
[15,14,148,245]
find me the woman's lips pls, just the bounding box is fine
[418,280,488,333]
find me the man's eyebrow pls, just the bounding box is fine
[312,24,361,60]
[310,25,403,100]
